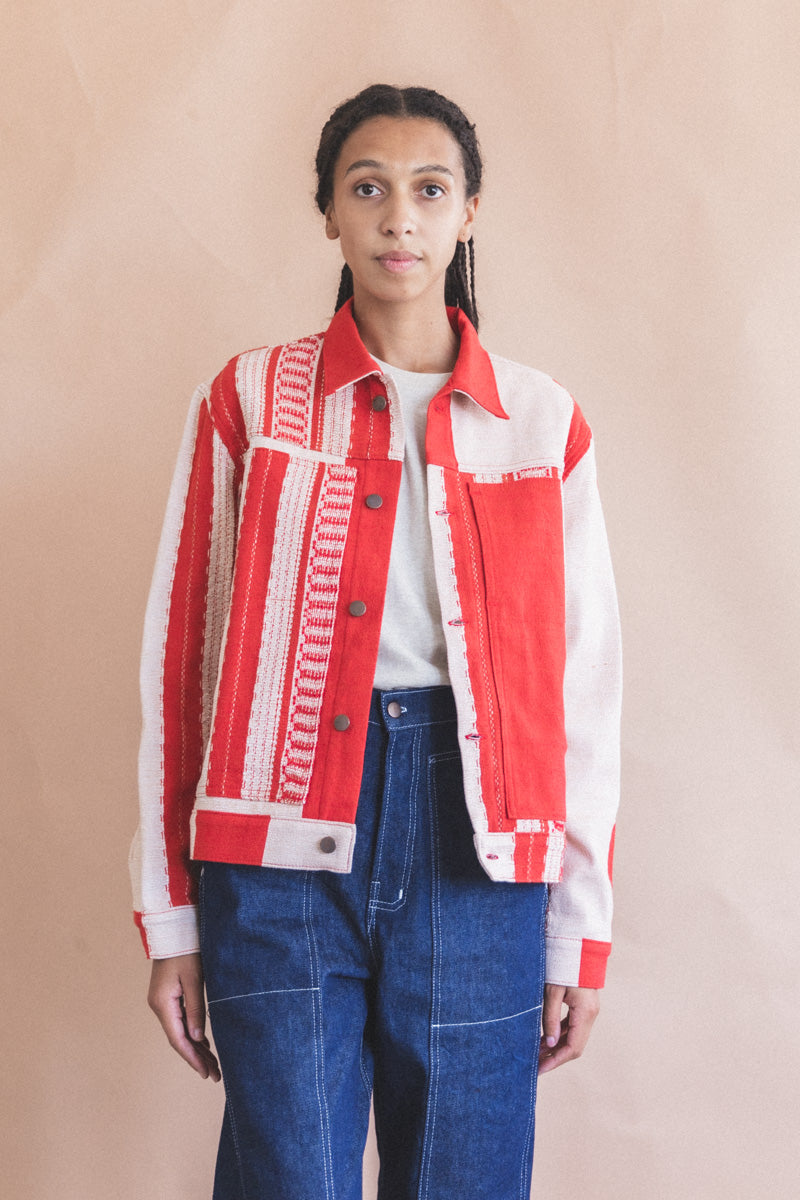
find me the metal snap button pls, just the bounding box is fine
[319,836,337,854]
[365,493,383,509]
[386,700,402,718]
[348,600,367,616]
[333,714,350,731]
[372,394,387,411]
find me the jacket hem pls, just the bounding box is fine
[190,804,357,874]
[473,827,565,883]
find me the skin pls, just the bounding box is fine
[148,115,599,1080]
[324,115,478,373]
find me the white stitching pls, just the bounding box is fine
[304,875,336,1200]
[207,986,318,1006]
[432,1002,542,1028]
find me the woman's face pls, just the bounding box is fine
[325,116,479,315]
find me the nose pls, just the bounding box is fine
[381,193,415,238]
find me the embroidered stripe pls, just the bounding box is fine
[321,381,357,459]
[202,432,236,747]
[235,346,274,439]
[278,465,358,803]
[272,337,323,447]
[241,457,321,798]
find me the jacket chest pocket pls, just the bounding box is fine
[466,472,567,820]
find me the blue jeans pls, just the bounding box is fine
[199,685,548,1199]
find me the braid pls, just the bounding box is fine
[335,264,354,311]
[315,84,483,328]
[444,237,479,330]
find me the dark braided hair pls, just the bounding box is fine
[315,84,482,330]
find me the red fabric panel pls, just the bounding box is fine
[133,911,150,956]
[513,831,550,881]
[467,475,567,821]
[425,390,457,470]
[563,400,592,479]
[578,939,611,989]
[193,810,270,866]
[209,357,249,460]
[161,402,215,905]
[608,823,616,883]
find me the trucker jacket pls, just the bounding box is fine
[130,300,622,988]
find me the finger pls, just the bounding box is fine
[181,968,208,1044]
[179,964,222,1083]
[541,984,565,1049]
[538,1015,570,1073]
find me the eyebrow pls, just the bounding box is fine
[343,159,455,178]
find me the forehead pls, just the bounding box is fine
[335,116,465,179]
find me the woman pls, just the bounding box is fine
[132,83,622,1199]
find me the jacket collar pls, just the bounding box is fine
[321,298,509,420]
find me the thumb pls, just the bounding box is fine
[542,984,565,1048]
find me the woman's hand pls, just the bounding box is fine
[148,953,221,1081]
[538,984,600,1074]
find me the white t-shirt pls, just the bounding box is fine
[371,357,451,689]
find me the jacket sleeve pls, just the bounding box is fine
[545,413,622,988]
[129,380,238,959]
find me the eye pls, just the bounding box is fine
[354,182,381,197]
[420,183,445,198]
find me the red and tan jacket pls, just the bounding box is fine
[130,301,622,988]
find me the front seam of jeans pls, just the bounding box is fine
[358,1029,372,1101]
[304,873,336,1200]
[519,885,548,1198]
[417,753,444,1199]
[224,1096,249,1200]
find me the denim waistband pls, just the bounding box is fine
[368,684,457,731]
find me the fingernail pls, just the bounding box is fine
[191,1028,202,1040]
[546,1035,557,1048]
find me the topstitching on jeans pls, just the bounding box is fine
[207,985,319,1007]
[417,751,445,1200]
[369,726,420,916]
[222,1096,249,1200]
[431,1002,542,1028]
[304,873,337,1200]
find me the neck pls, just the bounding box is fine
[351,288,459,373]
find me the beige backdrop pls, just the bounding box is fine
[3,1,798,1196]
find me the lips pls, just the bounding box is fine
[376,252,420,274]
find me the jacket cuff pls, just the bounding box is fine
[134,905,200,960]
[545,935,610,988]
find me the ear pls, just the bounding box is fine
[457,194,480,244]
[325,203,340,241]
